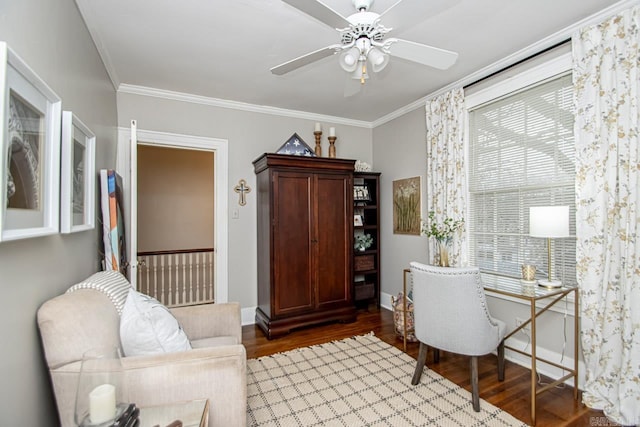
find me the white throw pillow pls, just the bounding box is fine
[120,289,192,356]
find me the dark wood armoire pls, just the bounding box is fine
[253,153,356,338]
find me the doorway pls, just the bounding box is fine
[117,127,229,304]
[136,145,215,306]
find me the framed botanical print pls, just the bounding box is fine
[393,176,421,235]
[0,42,62,242]
[61,111,95,233]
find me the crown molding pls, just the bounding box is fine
[118,84,373,129]
[75,0,120,90]
[371,0,637,128]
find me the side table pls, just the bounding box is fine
[483,275,579,425]
[138,399,209,427]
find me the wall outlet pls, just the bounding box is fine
[515,317,530,334]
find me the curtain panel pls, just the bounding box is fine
[425,87,467,266]
[573,6,640,426]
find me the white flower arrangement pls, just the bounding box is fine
[355,160,372,172]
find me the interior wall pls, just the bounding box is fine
[0,1,118,425]
[372,108,430,299]
[137,145,214,252]
[117,91,373,307]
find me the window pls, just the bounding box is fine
[467,72,576,284]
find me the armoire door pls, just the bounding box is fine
[272,171,314,317]
[314,173,352,309]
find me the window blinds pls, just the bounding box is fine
[468,74,576,284]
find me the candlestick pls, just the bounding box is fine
[329,127,336,137]
[314,122,321,132]
[314,131,322,156]
[89,384,116,424]
[328,136,337,158]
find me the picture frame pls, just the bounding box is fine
[61,111,96,233]
[0,42,62,242]
[393,176,421,235]
[354,214,363,227]
[354,184,370,202]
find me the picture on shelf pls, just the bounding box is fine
[354,214,363,226]
[354,184,370,202]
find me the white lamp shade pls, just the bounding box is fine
[529,206,570,238]
[339,47,360,72]
[368,48,389,72]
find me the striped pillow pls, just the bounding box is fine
[66,271,132,315]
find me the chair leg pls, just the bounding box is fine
[411,342,428,385]
[434,348,440,363]
[470,356,480,412]
[497,340,505,381]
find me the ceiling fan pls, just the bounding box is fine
[271,0,459,85]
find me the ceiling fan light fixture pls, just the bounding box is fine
[351,60,369,84]
[339,46,360,72]
[368,47,389,72]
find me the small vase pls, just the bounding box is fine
[435,239,450,267]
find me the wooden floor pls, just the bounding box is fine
[243,307,608,427]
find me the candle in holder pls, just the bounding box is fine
[329,127,336,137]
[521,264,536,281]
[314,122,321,132]
[89,383,116,424]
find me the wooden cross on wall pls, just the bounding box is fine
[234,179,251,206]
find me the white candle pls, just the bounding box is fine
[329,127,336,137]
[315,122,321,132]
[89,383,116,424]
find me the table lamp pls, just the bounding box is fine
[529,206,569,288]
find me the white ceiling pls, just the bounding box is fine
[75,0,624,123]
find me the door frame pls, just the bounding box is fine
[117,126,229,303]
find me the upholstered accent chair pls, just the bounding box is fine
[409,262,506,411]
[37,271,247,427]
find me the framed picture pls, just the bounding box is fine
[354,214,363,226]
[0,42,62,242]
[393,176,421,235]
[354,184,370,202]
[61,111,96,233]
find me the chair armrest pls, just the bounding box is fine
[123,345,247,427]
[170,302,242,343]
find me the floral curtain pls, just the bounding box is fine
[425,87,467,266]
[573,6,640,426]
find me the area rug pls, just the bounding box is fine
[247,333,528,426]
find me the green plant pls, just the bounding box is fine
[421,211,464,242]
[354,233,373,250]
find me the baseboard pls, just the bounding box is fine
[242,306,257,326]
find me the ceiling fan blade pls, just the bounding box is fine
[271,44,341,75]
[387,38,458,70]
[378,0,460,35]
[282,0,350,29]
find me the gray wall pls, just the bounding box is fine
[0,1,117,425]
[116,92,373,308]
[372,107,430,298]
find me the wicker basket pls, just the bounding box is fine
[391,292,417,342]
[354,255,375,271]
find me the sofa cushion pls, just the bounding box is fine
[120,289,192,356]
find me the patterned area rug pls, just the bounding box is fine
[247,333,528,426]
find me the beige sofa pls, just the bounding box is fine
[37,274,247,427]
